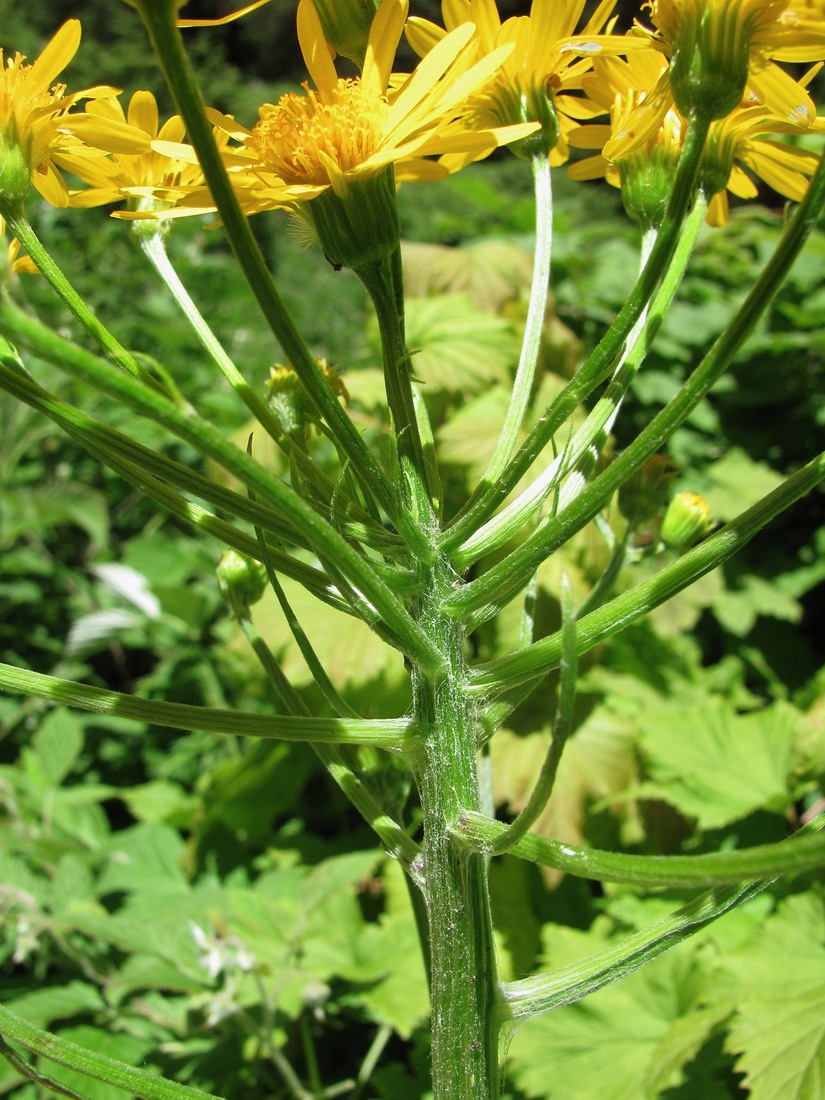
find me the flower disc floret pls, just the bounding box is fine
[254,80,388,187]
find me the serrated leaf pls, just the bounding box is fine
[7,981,105,1029]
[719,893,825,1100]
[712,574,801,636]
[32,707,84,786]
[346,911,429,1038]
[703,448,784,522]
[506,926,710,1100]
[402,294,519,393]
[635,700,797,829]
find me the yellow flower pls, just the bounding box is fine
[605,1,825,158]
[56,91,207,216]
[0,20,150,210]
[569,49,823,226]
[406,0,629,165]
[207,0,536,206]
[700,103,824,224]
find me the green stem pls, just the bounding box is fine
[501,876,772,1023]
[455,810,825,888]
[0,300,443,672]
[489,573,577,855]
[0,1005,225,1100]
[451,195,706,571]
[441,115,710,555]
[474,154,553,493]
[446,150,825,622]
[0,663,412,748]
[7,212,162,391]
[413,559,499,1099]
[469,449,825,694]
[357,251,435,540]
[136,228,289,446]
[129,0,397,523]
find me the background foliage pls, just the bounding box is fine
[1,3,824,1098]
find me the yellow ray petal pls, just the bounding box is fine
[363,0,408,97]
[297,0,338,101]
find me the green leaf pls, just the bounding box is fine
[346,911,430,1038]
[6,982,105,1029]
[703,448,784,523]
[719,892,825,1100]
[635,700,797,829]
[506,927,713,1100]
[401,294,519,394]
[32,707,84,787]
[712,573,802,636]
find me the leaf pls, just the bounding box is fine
[346,911,430,1038]
[719,893,825,1100]
[401,294,520,394]
[635,700,797,829]
[506,925,712,1100]
[6,981,105,1029]
[712,573,802,637]
[491,706,642,884]
[32,707,84,786]
[703,448,784,523]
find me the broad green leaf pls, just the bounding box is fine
[506,926,712,1100]
[401,238,534,313]
[119,780,199,826]
[97,823,188,895]
[703,448,784,522]
[31,706,84,787]
[719,892,825,1100]
[635,700,797,829]
[345,911,430,1037]
[712,573,801,636]
[393,293,519,395]
[6,981,105,1029]
[491,706,642,884]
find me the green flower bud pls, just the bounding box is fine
[618,455,680,526]
[311,0,379,68]
[0,129,31,214]
[618,145,682,230]
[216,550,266,610]
[660,491,713,550]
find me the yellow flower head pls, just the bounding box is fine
[57,90,206,217]
[569,47,823,227]
[0,21,150,211]
[406,0,629,165]
[648,0,792,119]
[601,1,825,160]
[214,0,536,203]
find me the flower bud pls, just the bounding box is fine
[0,129,31,214]
[494,78,561,161]
[311,0,379,68]
[618,455,680,526]
[216,550,266,610]
[660,491,713,550]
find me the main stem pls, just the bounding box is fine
[413,557,500,1099]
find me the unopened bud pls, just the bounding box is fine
[660,491,713,550]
